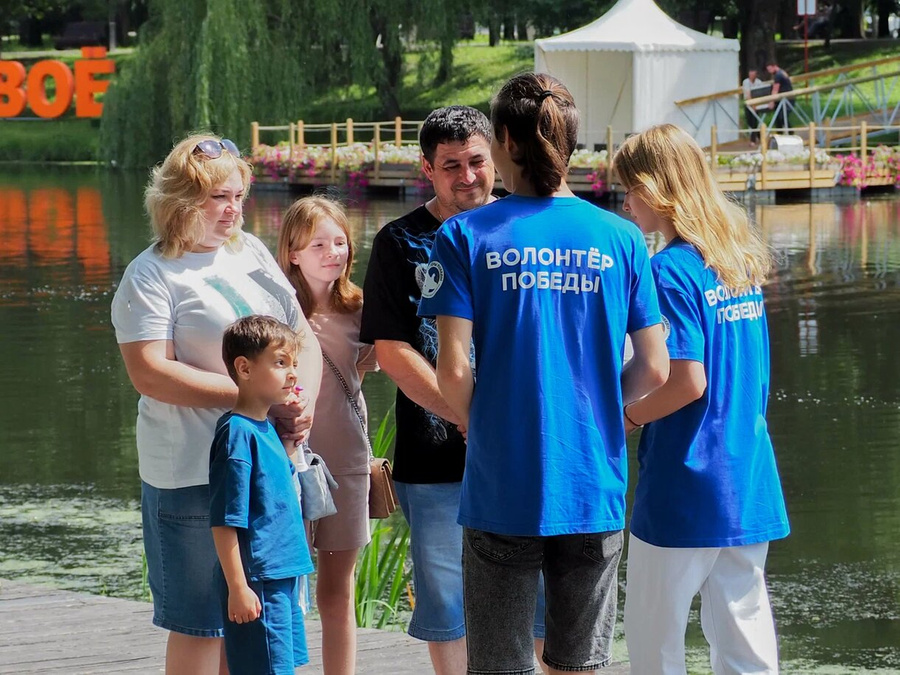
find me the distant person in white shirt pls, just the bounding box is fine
[742,69,766,147]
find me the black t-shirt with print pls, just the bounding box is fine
[360,206,467,484]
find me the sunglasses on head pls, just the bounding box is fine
[193,139,241,159]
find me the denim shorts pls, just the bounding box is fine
[463,528,624,674]
[395,481,546,643]
[219,575,309,675]
[141,481,224,637]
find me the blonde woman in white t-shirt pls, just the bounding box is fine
[277,196,377,675]
[111,134,321,675]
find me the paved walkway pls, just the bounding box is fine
[0,578,629,673]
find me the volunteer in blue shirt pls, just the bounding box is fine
[418,72,669,675]
[614,123,790,675]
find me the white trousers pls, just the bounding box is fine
[624,533,779,675]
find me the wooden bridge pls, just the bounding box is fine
[250,57,900,198]
[0,578,630,674]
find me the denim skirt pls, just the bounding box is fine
[141,481,224,637]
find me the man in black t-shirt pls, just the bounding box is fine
[361,106,546,673]
[766,62,794,133]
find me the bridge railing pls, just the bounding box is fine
[250,117,425,182]
[676,55,900,146]
[250,115,900,192]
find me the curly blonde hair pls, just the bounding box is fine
[613,124,772,289]
[276,196,363,317]
[145,134,253,258]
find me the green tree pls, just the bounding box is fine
[348,0,463,116]
[100,0,466,165]
[738,0,779,75]
[99,0,320,167]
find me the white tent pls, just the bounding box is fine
[534,0,740,149]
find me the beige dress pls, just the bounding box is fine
[307,307,377,551]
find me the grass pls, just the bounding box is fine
[0,119,100,162]
[302,42,533,123]
[775,39,900,118]
[778,38,900,77]
[353,405,413,630]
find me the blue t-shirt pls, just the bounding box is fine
[418,195,660,536]
[630,239,790,548]
[209,412,314,580]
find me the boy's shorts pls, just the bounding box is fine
[220,575,308,675]
[463,528,623,675]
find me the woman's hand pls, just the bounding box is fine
[624,415,639,435]
[270,392,314,448]
[227,584,261,624]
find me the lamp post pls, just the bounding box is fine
[797,0,816,74]
[108,0,117,51]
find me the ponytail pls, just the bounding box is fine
[492,73,579,196]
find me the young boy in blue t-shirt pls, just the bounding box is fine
[210,315,314,675]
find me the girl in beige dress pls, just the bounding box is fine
[278,196,376,675]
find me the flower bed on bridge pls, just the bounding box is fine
[252,142,423,185]
[250,143,900,192]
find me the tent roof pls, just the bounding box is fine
[534,0,739,53]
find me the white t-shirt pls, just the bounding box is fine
[111,232,307,489]
[742,77,769,110]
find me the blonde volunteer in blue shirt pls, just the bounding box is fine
[614,124,790,675]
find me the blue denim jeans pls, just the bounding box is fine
[395,481,546,642]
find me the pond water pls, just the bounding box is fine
[1,167,898,673]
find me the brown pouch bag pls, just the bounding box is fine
[368,457,399,519]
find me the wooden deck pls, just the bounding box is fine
[0,579,630,674]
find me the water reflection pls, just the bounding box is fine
[1,168,899,672]
[0,186,110,278]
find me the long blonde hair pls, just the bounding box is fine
[145,133,253,258]
[277,196,362,317]
[613,124,771,289]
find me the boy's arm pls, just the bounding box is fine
[211,526,261,624]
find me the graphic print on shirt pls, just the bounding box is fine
[412,262,452,443]
[660,314,671,340]
[703,284,765,325]
[420,261,444,298]
[484,245,615,294]
[204,270,296,327]
[205,276,254,317]
[248,269,300,328]
[381,224,466,444]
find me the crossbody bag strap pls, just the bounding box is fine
[321,351,374,459]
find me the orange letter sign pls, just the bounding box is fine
[75,47,114,118]
[26,60,74,118]
[0,61,27,117]
[0,47,114,118]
